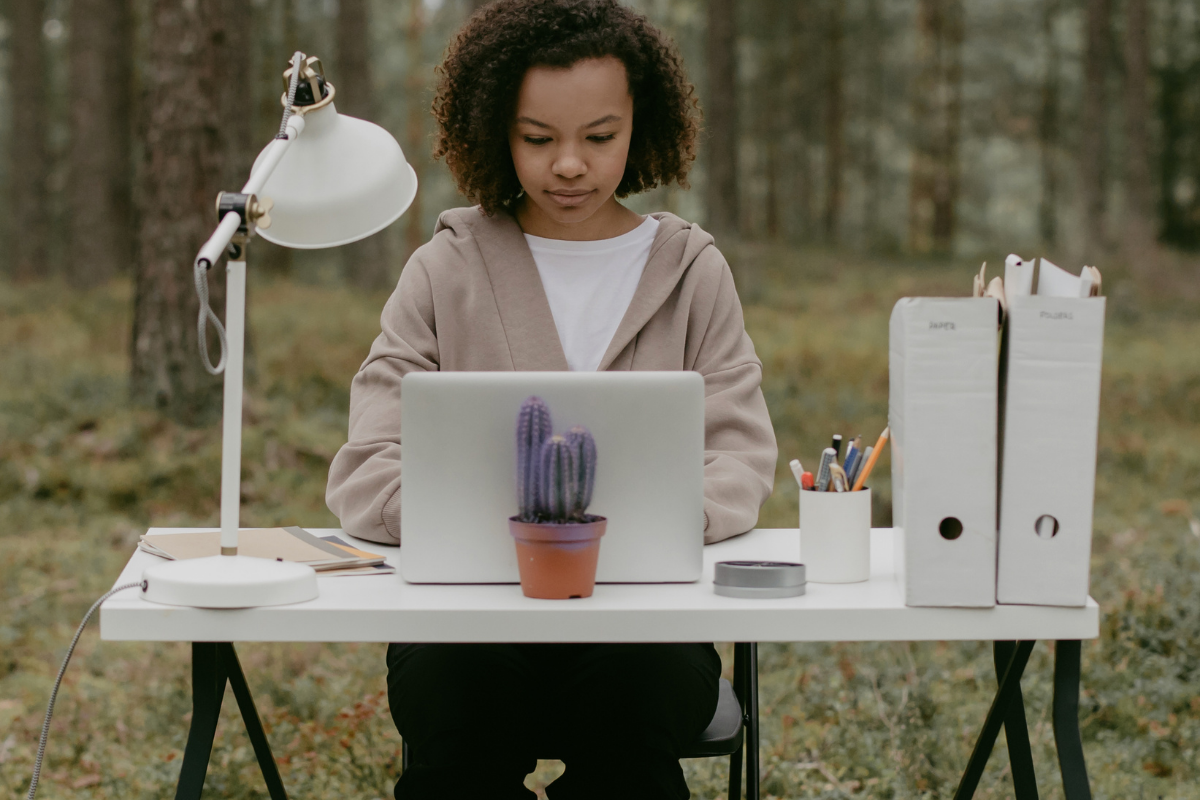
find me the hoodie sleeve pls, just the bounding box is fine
[689,247,779,544]
[325,249,440,545]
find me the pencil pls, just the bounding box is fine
[851,427,890,491]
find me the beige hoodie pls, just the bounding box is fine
[326,206,777,545]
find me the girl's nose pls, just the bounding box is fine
[552,151,587,179]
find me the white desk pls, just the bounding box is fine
[101,528,1098,643]
[100,528,1099,800]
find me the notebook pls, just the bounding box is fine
[139,526,392,575]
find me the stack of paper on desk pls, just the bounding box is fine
[139,527,394,576]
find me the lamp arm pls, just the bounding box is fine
[192,112,307,377]
[194,114,306,274]
[194,49,306,275]
[244,114,306,196]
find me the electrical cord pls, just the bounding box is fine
[195,260,228,376]
[26,580,146,800]
[278,50,304,140]
[195,50,305,377]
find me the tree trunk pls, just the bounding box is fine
[786,0,817,242]
[6,0,49,281]
[705,0,738,239]
[67,0,133,287]
[1038,0,1060,248]
[764,140,779,240]
[1123,0,1154,257]
[1156,0,1195,249]
[130,0,252,421]
[403,0,427,263]
[1080,0,1110,257]
[908,0,963,254]
[337,0,393,289]
[255,0,297,277]
[861,0,884,249]
[758,0,783,240]
[823,0,844,244]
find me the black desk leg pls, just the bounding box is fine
[993,641,1039,800]
[729,642,761,800]
[952,640,1035,800]
[1053,641,1092,800]
[174,643,289,800]
[728,644,744,800]
[176,643,224,800]
[224,644,289,800]
[746,643,759,800]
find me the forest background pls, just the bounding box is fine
[1,0,1199,798]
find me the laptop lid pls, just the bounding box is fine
[400,371,705,583]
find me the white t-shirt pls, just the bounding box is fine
[524,215,660,372]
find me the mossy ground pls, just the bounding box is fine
[1,247,1197,798]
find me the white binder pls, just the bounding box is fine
[997,295,1106,606]
[889,297,999,608]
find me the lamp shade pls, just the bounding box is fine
[253,102,418,249]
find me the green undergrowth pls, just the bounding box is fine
[1,247,1197,798]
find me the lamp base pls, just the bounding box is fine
[142,555,319,608]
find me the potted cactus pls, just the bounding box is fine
[509,396,606,599]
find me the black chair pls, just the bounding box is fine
[400,643,761,799]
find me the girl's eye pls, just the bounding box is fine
[524,136,551,145]
[589,134,616,142]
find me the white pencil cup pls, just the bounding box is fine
[799,488,871,583]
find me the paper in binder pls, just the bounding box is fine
[997,295,1105,606]
[889,298,999,608]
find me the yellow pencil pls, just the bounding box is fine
[852,426,889,491]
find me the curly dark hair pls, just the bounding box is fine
[431,0,701,215]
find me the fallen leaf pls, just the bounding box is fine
[72,774,101,789]
[1160,499,1190,516]
[0,734,15,764]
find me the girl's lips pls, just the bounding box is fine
[547,190,593,208]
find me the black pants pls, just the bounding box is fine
[386,642,722,800]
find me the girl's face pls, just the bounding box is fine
[509,56,637,239]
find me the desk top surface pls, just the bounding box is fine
[100,528,1100,643]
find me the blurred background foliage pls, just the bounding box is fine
[1,0,1199,797]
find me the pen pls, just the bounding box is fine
[816,447,836,491]
[849,446,871,487]
[831,434,843,460]
[843,436,861,485]
[801,472,814,490]
[789,459,805,487]
[852,427,890,491]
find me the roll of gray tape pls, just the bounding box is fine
[713,561,806,596]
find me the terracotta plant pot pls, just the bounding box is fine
[508,516,607,599]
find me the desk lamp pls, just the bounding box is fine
[141,52,417,608]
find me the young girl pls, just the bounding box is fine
[326,1,777,797]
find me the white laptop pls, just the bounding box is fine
[400,371,705,583]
